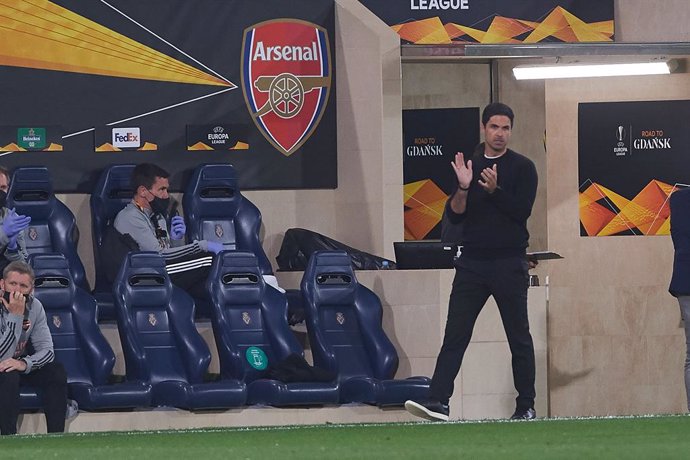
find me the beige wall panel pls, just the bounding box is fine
[616,0,690,41]
[402,62,490,110]
[497,61,547,253]
[333,0,403,260]
[546,73,689,416]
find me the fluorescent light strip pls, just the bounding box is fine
[513,62,671,80]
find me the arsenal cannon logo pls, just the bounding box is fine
[242,19,332,156]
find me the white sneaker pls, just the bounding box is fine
[404,400,450,422]
[65,399,79,420]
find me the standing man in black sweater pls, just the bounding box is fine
[406,102,538,422]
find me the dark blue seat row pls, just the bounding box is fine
[22,250,429,411]
[6,163,274,321]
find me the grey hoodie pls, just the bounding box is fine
[0,295,54,373]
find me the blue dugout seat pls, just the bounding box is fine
[7,167,88,292]
[207,251,339,406]
[30,254,151,410]
[90,164,136,320]
[183,163,273,276]
[301,251,431,406]
[114,252,246,409]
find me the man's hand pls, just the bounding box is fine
[170,216,186,240]
[451,152,473,190]
[206,241,224,255]
[0,358,27,372]
[1,290,26,316]
[2,209,31,239]
[6,234,18,251]
[478,164,498,193]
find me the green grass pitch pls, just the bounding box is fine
[3,415,690,459]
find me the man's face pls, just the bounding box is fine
[142,176,170,202]
[0,271,34,296]
[483,115,512,154]
[0,173,9,193]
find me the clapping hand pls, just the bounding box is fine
[2,209,30,239]
[451,152,472,190]
[478,164,498,194]
[170,216,186,240]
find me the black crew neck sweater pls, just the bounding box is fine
[445,146,538,258]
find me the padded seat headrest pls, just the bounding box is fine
[186,164,241,215]
[219,251,260,271]
[119,253,171,307]
[127,252,167,271]
[31,254,74,304]
[30,253,70,271]
[8,167,56,219]
[304,251,357,305]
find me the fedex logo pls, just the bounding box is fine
[112,127,141,148]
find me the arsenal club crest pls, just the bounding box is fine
[242,19,332,156]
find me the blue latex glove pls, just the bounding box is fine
[2,209,31,239]
[6,234,17,251]
[170,216,186,240]
[206,241,224,255]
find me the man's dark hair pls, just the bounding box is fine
[482,102,515,128]
[130,163,169,195]
[3,260,35,283]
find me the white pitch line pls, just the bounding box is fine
[99,0,235,87]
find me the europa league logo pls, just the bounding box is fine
[616,125,625,142]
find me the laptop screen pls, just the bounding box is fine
[393,241,458,270]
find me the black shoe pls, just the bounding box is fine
[510,407,536,420]
[405,400,449,422]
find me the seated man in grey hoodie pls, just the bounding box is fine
[0,261,67,435]
[114,163,223,299]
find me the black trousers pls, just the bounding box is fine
[0,361,68,435]
[170,266,211,300]
[166,252,213,300]
[429,255,536,411]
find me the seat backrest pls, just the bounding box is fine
[207,251,301,382]
[90,164,136,292]
[183,163,273,275]
[301,250,399,381]
[31,254,115,386]
[8,167,88,291]
[114,252,211,385]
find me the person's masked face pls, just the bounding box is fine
[144,176,170,216]
[148,194,170,216]
[0,173,9,208]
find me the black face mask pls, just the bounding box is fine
[149,195,170,216]
[0,190,6,209]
